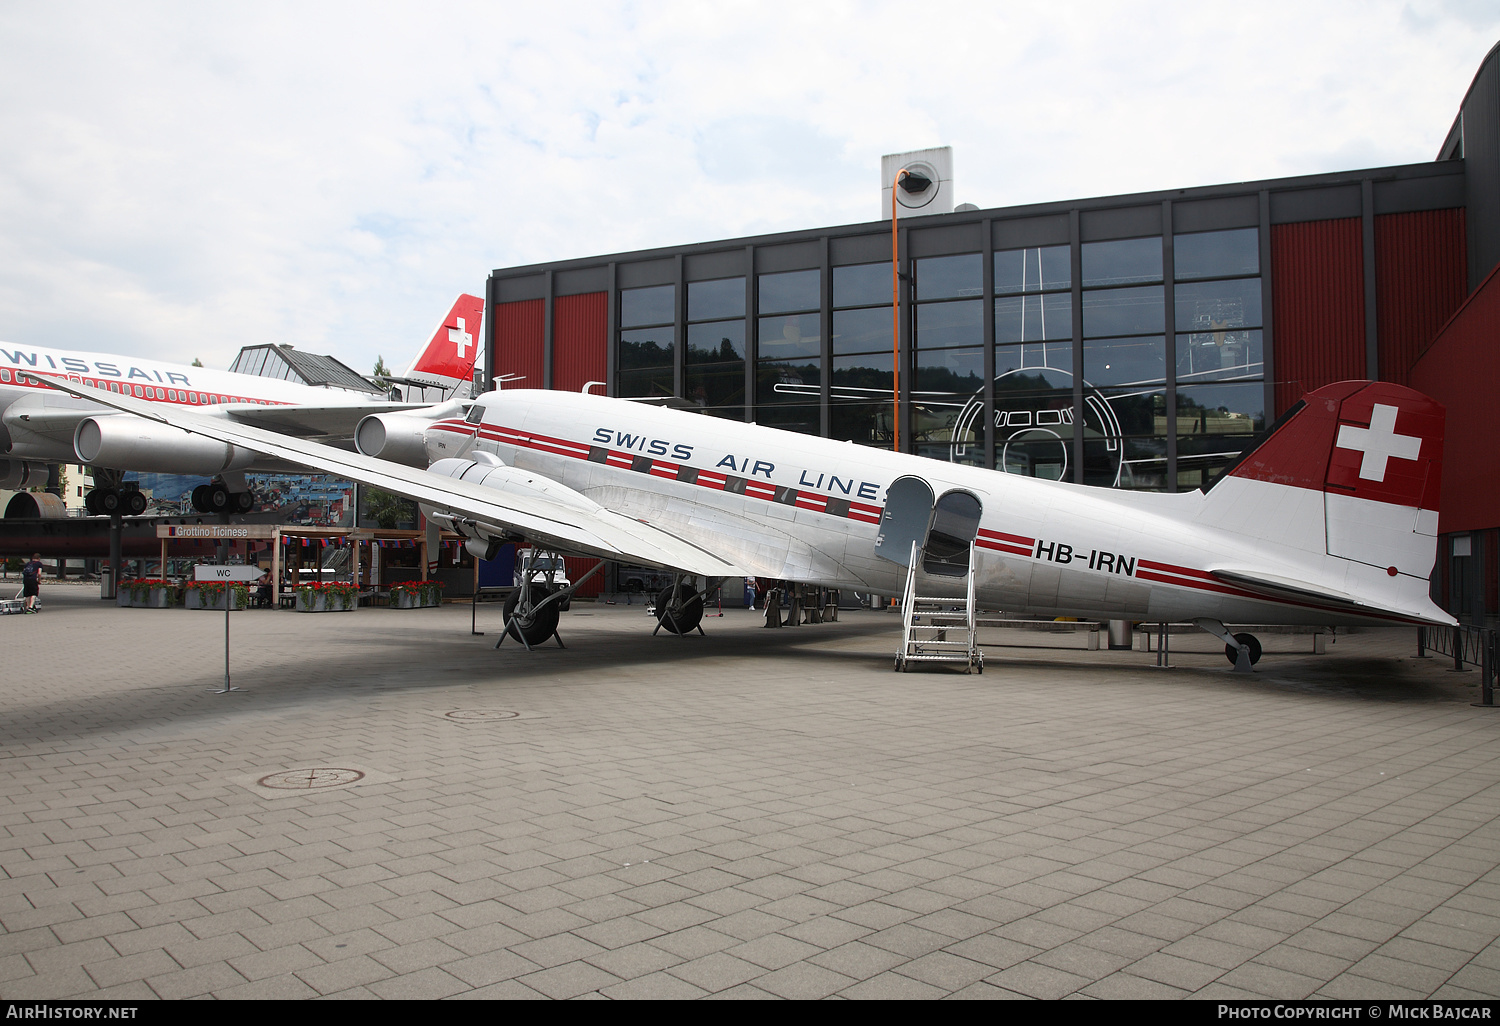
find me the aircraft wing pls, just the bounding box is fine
[223,401,431,439]
[42,378,749,579]
[1210,569,1454,626]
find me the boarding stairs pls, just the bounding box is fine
[895,541,982,673]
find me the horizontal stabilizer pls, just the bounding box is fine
[1210,569,1454,626]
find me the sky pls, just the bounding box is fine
[0,1,1496,375]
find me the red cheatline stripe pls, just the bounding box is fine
[848,510,882,524]
[976,539,1032,556]
[978,528,1034,546]
[795,493,828,511]
[606,452,634,468]
[649,462,678,479]
[1137,558,1214,581]
[744,483,776,499]
[1136,569,1264,601]
[696,471,727,490]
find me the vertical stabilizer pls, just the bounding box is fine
[403,294,485,391]
[1200,381,1444,583]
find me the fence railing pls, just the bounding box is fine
[1419,624,1497,706]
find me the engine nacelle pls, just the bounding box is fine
[0,459,49,490]
[355,412,436,467]
[4,490,66,519]
[74,416,257,475]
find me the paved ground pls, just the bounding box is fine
[2,582,1499,1000]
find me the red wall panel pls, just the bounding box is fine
[1375,209,1467,386]
[563,555,604,598]
[1271,218,1366,415]
[552,292,608,394]
[493,298,544,390]
[1409,262,1500,534]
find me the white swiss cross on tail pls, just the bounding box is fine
[448,318,472,360]
[1335,403,1422,483]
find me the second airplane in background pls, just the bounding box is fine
[0,295,484,515]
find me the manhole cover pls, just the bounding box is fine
[444,710,521,721]
[257,768,366,790]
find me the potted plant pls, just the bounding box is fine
[295,581,358,612]
[185,582,249,610]
[390,579,444,609]
[126,578,178,609]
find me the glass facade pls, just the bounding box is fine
[598,223,1268,490]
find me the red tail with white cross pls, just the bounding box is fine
[405,294,485,384]
[1209,380,1444,579]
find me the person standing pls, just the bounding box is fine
[21,552,42,612]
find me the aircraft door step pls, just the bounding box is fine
[895,541,982,674]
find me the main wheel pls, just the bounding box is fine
[1223,632,1263,666]
[207,484,231,513]
[655,584,704,635]
[124,490,147,515]
[99,490,121,515]
[84,489,101,516]
[502,585,561,647]
[191,484,211,513]
[234,491,253,513]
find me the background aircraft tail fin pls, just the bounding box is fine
[402,294,485,385]
[1199,380,1444,582]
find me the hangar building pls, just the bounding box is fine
[486,43,1500,625]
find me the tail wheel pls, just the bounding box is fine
[655,584,704,635]
[1224,632,1263,666]
[125,491,147,516]
[503,585,561,647]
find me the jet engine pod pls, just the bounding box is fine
[0,459,49,490]
[356,412,439,467]
[4,490,66,519]
[74,416,257,475]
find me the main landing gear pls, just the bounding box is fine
[495,559,606,651]
[84,485,147,516]
[653,580,706,636]
[191,483,253,514]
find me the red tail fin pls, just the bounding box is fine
[404,295,485,383]
[1225,380,1443,511]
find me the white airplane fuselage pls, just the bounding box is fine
[0,342,370,466]
[433,389,1447,629]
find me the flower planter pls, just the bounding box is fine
[295,587,356,612]
[136,587,176,609]
[120,582,177,608]
[391,590,441,609]
[185,585,248,611]
[390,582,445,609]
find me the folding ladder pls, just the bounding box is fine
[895,541,982,673]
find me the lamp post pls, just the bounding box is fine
[890,167,932,454]
[891,169,906,453]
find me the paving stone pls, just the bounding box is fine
[6,599,1500,1003]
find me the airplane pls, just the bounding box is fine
[39,373,1454,671]
[1,295,484,516]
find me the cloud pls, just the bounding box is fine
[0,1,1495,375]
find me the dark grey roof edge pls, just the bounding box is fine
[491,159,1463,279]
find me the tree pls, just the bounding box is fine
[372,355,390,378]
[191,358,203,367]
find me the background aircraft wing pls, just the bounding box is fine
[224,401,431,440]
[44,378,749,578]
